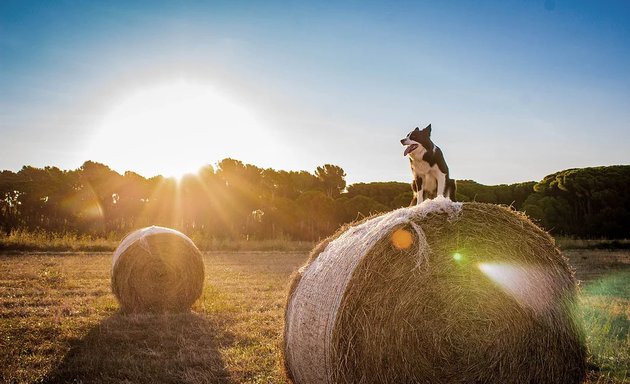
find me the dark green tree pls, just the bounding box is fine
[315,164,346,198]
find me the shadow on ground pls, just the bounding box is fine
[44,312,234,383]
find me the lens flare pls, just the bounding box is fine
[391,228,414,249]
[478,262,556,313]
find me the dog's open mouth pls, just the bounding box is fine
[404,144,419,156]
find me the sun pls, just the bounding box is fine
[88,80,266,179]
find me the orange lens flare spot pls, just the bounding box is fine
[391,229,414,250]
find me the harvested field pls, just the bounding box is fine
[0,250,628,383]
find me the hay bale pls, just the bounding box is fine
[284,198,586,384]
[111,226,204,313]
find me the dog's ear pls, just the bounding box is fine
[413,127,420,132]
[425,124,431,134]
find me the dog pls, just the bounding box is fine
[400,124,456,205]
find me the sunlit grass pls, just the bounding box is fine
[0,252,305,383]
[0,229,314,252]
[580,272,630,383]
[0,229,118,252]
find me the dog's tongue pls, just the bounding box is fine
[404,144,418,156]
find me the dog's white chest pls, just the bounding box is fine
[410,157,444,192]
[410,158,432,175]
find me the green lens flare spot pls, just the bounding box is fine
[453,252,464,262]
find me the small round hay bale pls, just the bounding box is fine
[284,198,586,384]
[111,226,204,313]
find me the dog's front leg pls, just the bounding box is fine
[436,172,446,197]
[411,177,424,206]
[410,180,418,206]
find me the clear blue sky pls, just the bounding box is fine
[1,0,629,184]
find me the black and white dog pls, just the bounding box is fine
[400,124,456,205]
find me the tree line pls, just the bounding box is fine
[0,160,628,240]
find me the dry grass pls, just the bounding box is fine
[0,252,303,383]
[0,229,314,252]
[0,229,118,252]
[0,250,628,383]
[557,237,630,250]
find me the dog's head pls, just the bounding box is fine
[400,124,432,156]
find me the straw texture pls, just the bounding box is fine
[111,226,204,313]
[284,199,585,384]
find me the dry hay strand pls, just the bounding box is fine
[284,198,586,384]
[111,226,205,313]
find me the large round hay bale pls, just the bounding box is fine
[111,226,204,313]
[284,198,586,384]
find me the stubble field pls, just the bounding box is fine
[0,250,628,383]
